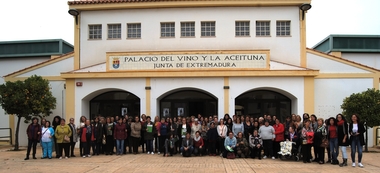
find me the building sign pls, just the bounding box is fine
[107,52,269,71]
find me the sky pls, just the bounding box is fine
[0,0,379,48]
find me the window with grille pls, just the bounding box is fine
[201,21,216,37]
[276,21,291,36]
[127,23,141,38]
[107,24,121,39]
[89,25,102,40]
[235,21,250,36]
[181,22,195,37]
[161,22,175,38]
[256,21,270,36]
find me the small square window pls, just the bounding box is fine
[89,25,102,40]
[181,22,195,37]
[235,21,250,36]
[201,21,215,37]
[276,21,291,36]
[127,23,141,38]
[161,22,175,38]
[108,24,121,39]
[256,21,270,36]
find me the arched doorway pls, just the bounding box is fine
[159,89,218,118]
[235,90,291,122]
[89,91,140,120]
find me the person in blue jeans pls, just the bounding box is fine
[223,132,237,158]
[327,117,339,165]
[349,114,365,168]
[180,132,194,157]
[41,121,55,159]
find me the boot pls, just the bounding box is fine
[342,159,348,166]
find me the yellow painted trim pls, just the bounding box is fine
[9,115,15,145]
[65,79,75,122]
[74,15,80,70]
[307,49,379,73]
[69,0,311,11]
[299,10,306,68]
[315,73,376,79]
[62,70,319,79]
[224,77,229,115]
[330,51,342,57]
[146,78,151,115]
[304,76,314,114]
[3,53,74,80]
[5,76,65,82]
[374,77,379,89]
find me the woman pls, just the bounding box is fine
[236,132,249,158]
[249,129,263,159]
[143,116,154,154]
[207,122,218,156]
[178,117,191,155]
[114,118,127,155]
[25,117,41,160]
[94,117,104,156]
[223,114,230,124]
[193,131,204,156]
[140,114,147,154]
[259,120,275,159]
[157,118,168,156]
[52,116,61,158]
[153,116,160,154]
[243,116,253,141]
[200,120,208,154]
[68,118,78,157]
[191,118,201,138]
[217,119,228,156]
[327,117,339,165]
[131,116,142,154]
[79,120,95,158]
[104,117,114,155]
[273,118,284,159]
[349,114,365,168]
[301,119,313,163]
[55,119,72,159]
[223,132,237,158]
[336,113,349,167]
[232,117,244,137]
[314,118,326,164]
[40,118,46,158]
[310,114,318,162]
[226,118,233,134]
[41,121,54,159]
[181,132,194,157]
[78,116,87,157]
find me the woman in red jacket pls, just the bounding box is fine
[114,118,127,155]
[193,131,204,156]
[273,119,284,159]
[80,120,95,158]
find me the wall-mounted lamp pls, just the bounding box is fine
[299,3,312,20]
[68,9,80,25]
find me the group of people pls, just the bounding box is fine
[25,113,365,168]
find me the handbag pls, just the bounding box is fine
[102,135,106,145]
[320,138,329,148]
[227,152,235,159]
[64,135,71,142]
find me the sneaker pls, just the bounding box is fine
[263,155,267,159]
[151,152,154,155]
[65,156,68,159]
[352,163,356,167]
[83,155,86,158]
[158,152,160,155]
[59,157,62,160]
[87,155,91,158]
[272,157,275,160]
[147,152,150,154]
[358,163,364,168]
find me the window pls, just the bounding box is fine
[256,21,270,36]
[88,25,102,40]
[127,23,141,38]
[181,22,195,37]
[276,21,291,36]
[107,24,121,39]
[161,22,175,38]
[235,21,250,36]
[201,21,215,37]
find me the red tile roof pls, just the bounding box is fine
[68,0,162,5]
[3,52,74,78]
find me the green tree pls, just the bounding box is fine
[341,88,380,151]
[0,75,56,150]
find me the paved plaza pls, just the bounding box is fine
[0,145,379,173]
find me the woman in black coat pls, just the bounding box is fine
[336,113,349,167]
[349,114,365,168]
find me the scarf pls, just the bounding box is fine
[337,120,345,126]
[194,136,201,142]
